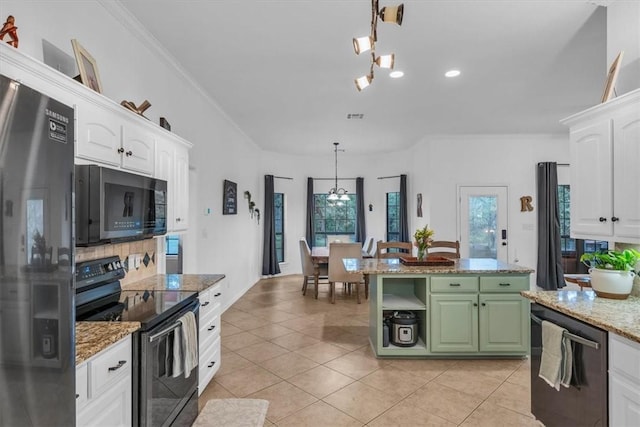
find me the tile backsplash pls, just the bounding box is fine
[76,239,158,286]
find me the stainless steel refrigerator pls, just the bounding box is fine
[0,74,75,425]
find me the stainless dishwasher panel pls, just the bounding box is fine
[530,303,608,427]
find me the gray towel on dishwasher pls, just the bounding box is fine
[539,320,572,390]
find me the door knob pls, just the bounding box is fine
[611,217,619,222]
[501,242,507,246]
[599,217,607,222]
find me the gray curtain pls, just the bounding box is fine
[262,175,281,275]
[355,177,365,243]
[305,177,314,246]
[536,162,565,290]
[399,174,409,242]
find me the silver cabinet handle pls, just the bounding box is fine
[207,325,216,331]
[214,292,221,297]
[201,301,210,307]
[207,361,216,368]
[108,360,127,371]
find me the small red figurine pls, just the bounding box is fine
[0,15,19,48]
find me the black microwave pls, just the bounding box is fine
[75,165,167,246]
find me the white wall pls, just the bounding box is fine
[606,1,640,95]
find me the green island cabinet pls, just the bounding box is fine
[368,273,530,358]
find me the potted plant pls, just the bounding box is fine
[414,225,434,261]
[580,249,640,299]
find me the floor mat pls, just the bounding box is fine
[193,398,269,427]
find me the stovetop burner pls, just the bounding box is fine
[75,257,198,331]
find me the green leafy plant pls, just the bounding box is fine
[580,249,640,272]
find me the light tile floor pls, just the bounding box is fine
[199,275,542,426]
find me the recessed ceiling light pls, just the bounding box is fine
[389,70,404,78]
[445,69,461,78]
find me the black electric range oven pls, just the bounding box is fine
[76,256,200,427]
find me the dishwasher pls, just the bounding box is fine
[530,303,608,427]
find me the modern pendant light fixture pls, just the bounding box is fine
[328,142,349,203]
[353,0,404,91]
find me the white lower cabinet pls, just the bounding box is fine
[609,333,640,427]
[76,335,132,427]
[198,282,223,394]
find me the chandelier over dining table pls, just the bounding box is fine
[328,142,349,204]
[353,0,404,91]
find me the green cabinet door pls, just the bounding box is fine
[479,294,529,353]
[430,294,478,352]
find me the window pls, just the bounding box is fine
[274,193,284,263]
[313,194,357,247]
[557,185,574,256]
[557,184,607,258]
[386,192,400,242]
[166,235,180,256]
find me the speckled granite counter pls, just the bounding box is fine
[122,274,225,292]
[76,322,140,365]
[345,257,534,274]
[521,290,640,344]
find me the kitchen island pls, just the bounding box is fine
[345,258,534,358]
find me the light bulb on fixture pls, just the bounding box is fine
[354,74,373,91]
[379,4,404,25]
[375,54,395,69]
[353,36,373,55]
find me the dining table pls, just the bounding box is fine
[310,246,371,299]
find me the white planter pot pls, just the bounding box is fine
[589,268,636,299]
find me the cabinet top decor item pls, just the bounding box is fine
[0,15,18,48]
[71,39,102,93]
[601,51,623,103]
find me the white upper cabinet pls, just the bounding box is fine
[562,89,640,244]
[155,135,191,232]
[76,98,156,176]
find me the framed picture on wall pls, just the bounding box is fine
[223,180,237,215]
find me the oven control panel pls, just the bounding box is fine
[76,256,125,288]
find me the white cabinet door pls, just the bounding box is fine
[156,139,176,231]
[569,119,613,237]
[612,106,640,242]
[121,119,155,175]
[173,144,189,231]
[76,100,122,167]
[609,333,640,427]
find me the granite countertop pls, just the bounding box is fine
[521,290,640,344]
[344,258,534,274]
[122,273,225,292]
[76,322,140,365]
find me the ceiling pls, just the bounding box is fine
[118,0,606,156]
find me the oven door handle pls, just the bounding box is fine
[530,313,600,350]
[148,300,200,343]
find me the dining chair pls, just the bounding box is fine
[328,243,366,304]
[299,239,328,298]
[427,240,461,259]
[375,241,413,258]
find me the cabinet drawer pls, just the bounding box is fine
[199,337,220,377]
[200,313,221,349]
[91,336,132,395]
[431,276,478,292]
[480,276,529,292]
[199,284,222,320]
[76,363,89,409]
[610,333,640,383]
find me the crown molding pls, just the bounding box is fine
[97,0,258,148]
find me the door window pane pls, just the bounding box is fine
[274,193,284,263]
[468,196,497,259]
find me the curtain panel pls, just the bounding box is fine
[536,162,565,290]
[399,174,410,242]
[262,175,281,276]
[305,177,314,246]
[355,177,365,243]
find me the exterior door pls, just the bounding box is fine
[459,186,509,262]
